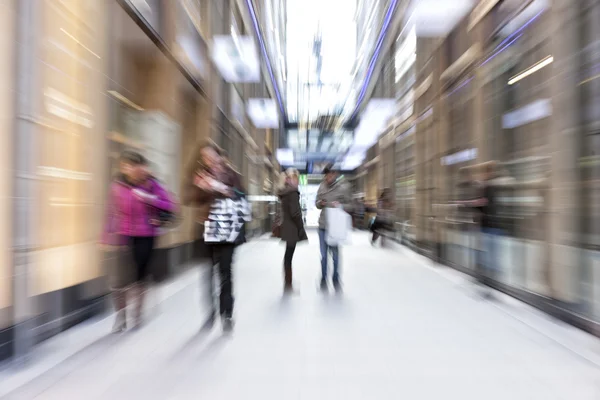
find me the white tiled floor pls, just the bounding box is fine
[2,231,600,399]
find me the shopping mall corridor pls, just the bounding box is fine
[1,232,600,400]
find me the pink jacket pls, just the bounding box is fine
[102,178,174,245]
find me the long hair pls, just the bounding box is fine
[185,139,224,177]
[114,150,147,182]
[277,168,299,193]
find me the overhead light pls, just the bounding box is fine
[211,35,261,83]
[410,0,474,37]
[508,55,553,85]
[247,98,279,128]
[276,148,294,166]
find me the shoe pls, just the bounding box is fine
[201,310,217,331]
[284,266,293,293]
[332,279,343,292]
[320,279,328,291]
[132,316,144,330]
[222,316,234,333]
[112,311,126,333]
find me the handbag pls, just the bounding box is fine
[272,223,281,238]
[154,208,182,228]
[149,184,182,229]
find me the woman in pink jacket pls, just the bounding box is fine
[102,151,174,332]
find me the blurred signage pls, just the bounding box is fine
[174,0,207,80]
[441,148,478,166]
[248,98,279,128]
[211,35,260,82]
[502,99,552,129]
[124,0,161,35]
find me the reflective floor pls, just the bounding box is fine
[1,232,600,399]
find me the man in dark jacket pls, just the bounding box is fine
[316,164,351,291]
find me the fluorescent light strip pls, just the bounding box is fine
[60,28,101,59]
[350,0,399,120]
[508,55,553,85]
[244,0,286,120]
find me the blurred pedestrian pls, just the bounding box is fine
[371,188,394,246]
[102,151,175,333]
[460,162,505,297]
[316,163,351,291]
[183,141,250,332]
[277,168,308,293]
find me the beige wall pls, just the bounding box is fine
[30,0,107,296]
[0,0,15,309]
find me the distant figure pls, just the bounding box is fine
[277,168,308,293]
[371,188,394,246]
[352,198,366,230]
[316,163,351,291]
[461,162,507,296]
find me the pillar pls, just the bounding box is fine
[547,0,583,303]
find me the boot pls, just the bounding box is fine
[111,290,127,333]
[283,265,293,293]
[132,282,146,329]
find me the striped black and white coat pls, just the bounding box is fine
[204,195,252,244]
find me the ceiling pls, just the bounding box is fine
[259,0,475,171]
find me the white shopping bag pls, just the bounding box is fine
[325,207,352,246]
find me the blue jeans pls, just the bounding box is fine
[318,229,339,282]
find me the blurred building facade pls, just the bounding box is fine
[0,0,282,361]
[356,0,600,335]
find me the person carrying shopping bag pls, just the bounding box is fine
[316,163,351,291]
[101,151,175,333]
[183,141,250,332]
[277,168,308,293]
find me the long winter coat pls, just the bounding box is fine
[279,187,308,245]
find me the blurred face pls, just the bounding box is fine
[120,161,134,179]
[325,172,337,185]
[201,147,222,170]
[287,174,299,187]
[120,161,146,182]
[138,164,151,181]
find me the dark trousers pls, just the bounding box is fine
[206,243,236,318]
[283,242,296,287]
[129,236,155,281]
[284,243,296,268]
